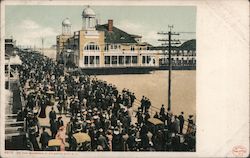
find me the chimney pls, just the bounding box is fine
[108,19,113,32]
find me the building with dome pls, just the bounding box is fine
[56,6,196,71]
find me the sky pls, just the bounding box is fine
[5,5,196,48]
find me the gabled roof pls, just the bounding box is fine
[96,24,138,44]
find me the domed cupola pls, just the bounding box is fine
[62,18,71,35]
[82,6,96,30]
[82,6,96,18]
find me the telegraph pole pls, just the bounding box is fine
[158,25,180,111]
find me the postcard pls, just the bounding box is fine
[0,0,249,158]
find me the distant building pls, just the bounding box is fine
[56,6,196,68]
[5,38,16,56]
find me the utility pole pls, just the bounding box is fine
[158,25,180,111]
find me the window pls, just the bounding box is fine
[142,56,146,64]
[111,56,117,65]
[147,56,151,64]
[132,56,138,64]
[96,56,100,64]
[104,44,109,51]
[84,42,100,51]
[105,56,110,64]
[125,56,131,64]
[131,46,135,51]
[90,56,94,64]
[119,56,124,64]
[84,56,88,65]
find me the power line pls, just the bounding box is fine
[178,32,196,34]
[157,25,180,111]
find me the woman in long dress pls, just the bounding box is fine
[56,126,66,151]
[38,97,47,118]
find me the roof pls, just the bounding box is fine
[82,6,96,18]
[62,18,71,26]
[179,39,196,51]
[96,24,138,44]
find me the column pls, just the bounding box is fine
[124,56,126,66]
[130,55,132,66]
[117,55,118,66]
[88,56,90,67]
[110,56,112,67]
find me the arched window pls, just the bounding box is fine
[84,42,100,51]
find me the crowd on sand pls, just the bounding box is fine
[16,51,196,152]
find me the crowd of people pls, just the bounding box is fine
[16,50,196,152]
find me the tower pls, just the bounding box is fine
[82,6,96,30]
[62,18,71,35]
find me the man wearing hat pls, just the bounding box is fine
[112,127,122,151]
[97,128,109,151]
[178,112,185,134]
[153,129,164,151]
[187,115,194,134]
[27,113,40,151]
[135,109,143,126]
[39,127,51,150]
[56,116,64,131]
[49,107,56,124]
[127,131,136,151]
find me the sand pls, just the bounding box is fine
[97,70,196,120]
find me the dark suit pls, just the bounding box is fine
[178,115,184,134]
[40,131,51,150]
[50,120,57,138]
[49,111,56,122]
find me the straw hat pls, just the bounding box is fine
[83,111,87,115]
[99,128,103,133]
[114,130,119,135]
[114,127,119,135]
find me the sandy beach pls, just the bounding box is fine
[97,70,196,119]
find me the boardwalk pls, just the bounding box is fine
[5,51,196,151]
